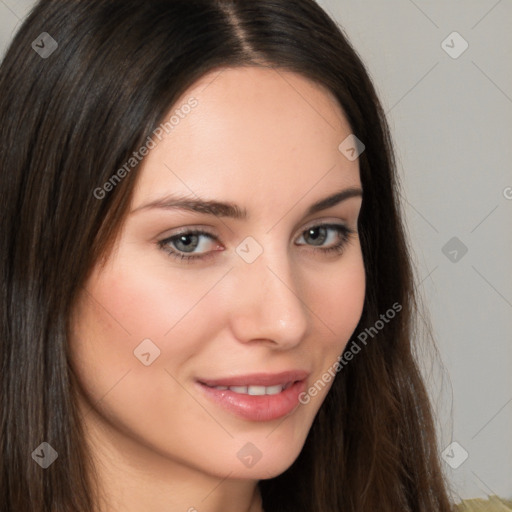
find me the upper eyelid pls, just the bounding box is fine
[162,217,354,239]
[300,218,353,232]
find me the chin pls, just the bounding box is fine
[212,426,310,480]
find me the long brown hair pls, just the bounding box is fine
[0,0,453,510]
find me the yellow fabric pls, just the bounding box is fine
[455,496,512,511]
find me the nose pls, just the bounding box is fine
[226,244,310,349]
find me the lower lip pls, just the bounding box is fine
[197,380,307,422]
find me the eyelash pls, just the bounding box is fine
[158,223,355,263]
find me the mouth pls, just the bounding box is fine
[203,382,294,395]
[196,370,309,422]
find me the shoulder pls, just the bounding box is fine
[454,496,512,511]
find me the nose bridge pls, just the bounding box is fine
[228,239,310,346]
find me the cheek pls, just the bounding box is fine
[295,248,365,410]
[68,254,230,408]
[78,256,228,341]
[309,246,366,347]
[68,263,231,467]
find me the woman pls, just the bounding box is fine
[0,0,459,510]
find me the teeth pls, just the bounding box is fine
[212,383,288,395]
[230,386,248,394]
[248,385,266,396]
[263,385,283,395]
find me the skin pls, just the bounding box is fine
[70,66,366,512]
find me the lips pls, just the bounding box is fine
[196,370,309,422]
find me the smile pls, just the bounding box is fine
[196,371,309,422]
[205,382,293,395]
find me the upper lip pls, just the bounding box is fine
[198,370,309,388]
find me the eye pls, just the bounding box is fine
[295,223,354,255]
[158,223,355,264]
[158,229,221,262]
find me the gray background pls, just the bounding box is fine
[1,0,510,502]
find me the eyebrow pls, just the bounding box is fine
[131,186,362,219]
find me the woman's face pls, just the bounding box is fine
[70,66,365,482]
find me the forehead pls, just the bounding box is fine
[132,66,360,209]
